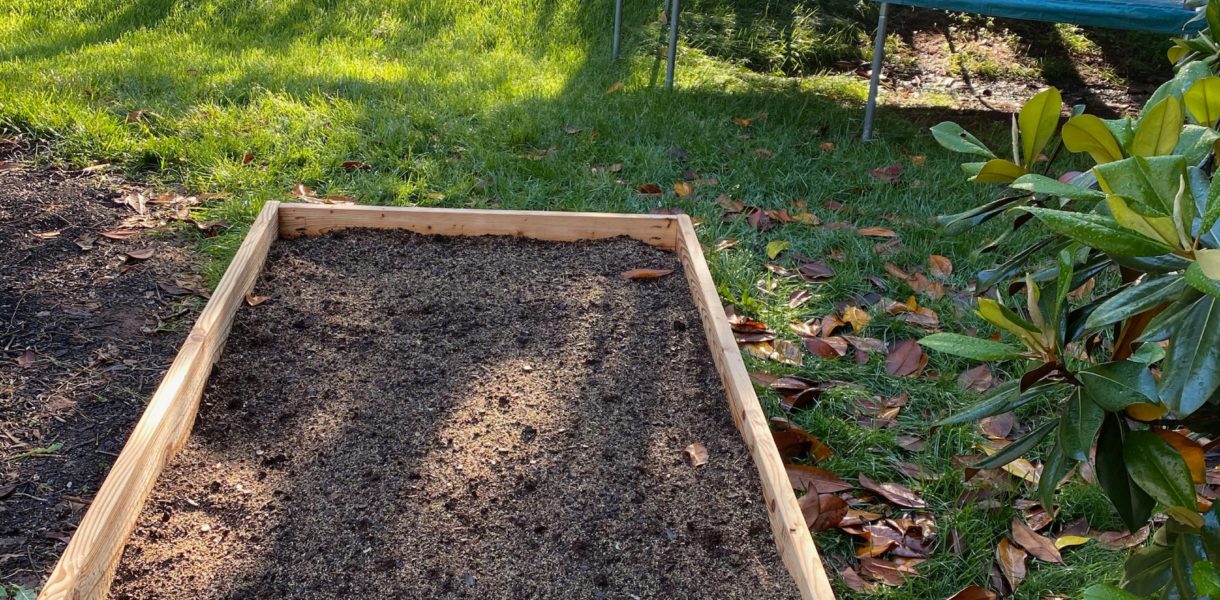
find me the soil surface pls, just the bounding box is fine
[0,154,204,589]
[112,229,798,599]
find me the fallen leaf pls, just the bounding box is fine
[752,148,774,159]
[771,426,833,462]
[562,125,583,134]
[242,152,255,164]
[896,435,926,452]
[929,255,953,279]
[124,248,156,261]
[839,567,878,593]
[884,263,911,281]
[858,557,915,585]
[33,230,60,239]
[1094,526,1150,550]
[858,474,927,508]
[159,282,196,296]
[979,413,1016,440]
[126,109,148,123]
[820,142,837,152]
[910,155,927,167]
[1010,518,1062,563]
[798,261,834,281]
[870,163,903,183]
[17,350,35,369]
[713,239,738,252]
[804,336,847,359]
[995,538,1028,590]
[746,208,773,231]
[947,584,997,600]
[843,335,886,354]
[99,229,140,240]
[620,268,673,280]
[842,306,871,333]
[958,365,994,392]
[244,294,270,306]
[885,340,927,377]
[910,273,946,300]
[684,442,708,467]
[857,226,897,238]
[788,289,813,309]
[786,464,853,494]
[1053,535,1090,550]
[673,181,693,197]
[606,81,624,94]
[766,240,790,259]
[341,160,370,171]
[800,493,848,532]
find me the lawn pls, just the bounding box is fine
[0,0,1148,597]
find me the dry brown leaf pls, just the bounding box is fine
[124,248,156,261]
[910,273,946,300]
[341,160,370,171]
[857,226,898,238]
[870,163,903,183]
[620,268,673,280]
[713,239,738,252]
[606,81,624,94]
[787,289,813,309]
[17,350,35,369]
[885,340,927,377]
[842,335,886,354]
[1010,518,1062,563]
[896,435,926,452]
[800,493,848,532]
[244,294,270,307]
[786,464,853,494]
[716,193,744,213]
[771,427,833,462]
[995,538,1028,590]
[673,181,693,197]
[746,208,773,231]
[635,183,662,196]
[858,557,915,585]
[839,567,877,593]
[958,365,994,393]
[947,584,997,600]
[929,255,953,279]
[858,473,927,508]
[99,229,140,240]
[684,442,708,467]
[979,412,1016,440]
[820,142,837,152]
[804,336,847,359]
[1095,526,1150,550]
[798,261,834,281]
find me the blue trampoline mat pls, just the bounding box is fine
[873,0,1201,34]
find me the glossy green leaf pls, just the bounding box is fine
[1138,291,1206,343]
[1010,173,1105,200]
[971,159,1028,184]
[1079,361,1158,411]
[1200,502,1220,562]
[1097,413,1156,531]
[1062,114,1125,164]
[1022,207,1175,257]
[1185,77,1220,125]
[1085,275,1187,330]
[930,122,997,158]
[1038,443,1074,512]
[1093,155,1186,217]
[1209,0,1220,44]
[974,420,1056,469]
[1192,561,1220,597]
[1160,294,1220,416]
[1083,584,1144,600]
[1186,261,1220,297]
[918,333,1023,361]
[1175,124,1220,164]
[935,381,1061,426]
[1018,88,1062,170]
[1205,171,1220,235]
[1059,387,1105,461]
[1131,96,1184,157]
[1124,430,1198,510]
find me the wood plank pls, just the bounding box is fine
[39,201,282,600]
[278,203,680,249]
[673,215,836,600]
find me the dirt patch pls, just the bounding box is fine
[112,229,798,599]
[0,159,203,589]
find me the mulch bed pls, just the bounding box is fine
[111,229,798,599]
[0,158,204,589]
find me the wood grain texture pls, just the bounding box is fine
[277,203,680,249]
[673,215,836,600]
[39,201,282,600]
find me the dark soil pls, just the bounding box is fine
[112,229,798,599]
[0,156,204,589]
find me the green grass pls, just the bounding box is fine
[0,1,1133,597]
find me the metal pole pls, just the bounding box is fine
[612,0,623,59]
[665,0,680,88]
[862,2,889,142]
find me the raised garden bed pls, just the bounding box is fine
[38,203,835,599]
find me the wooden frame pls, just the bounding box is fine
[40,203,835,600]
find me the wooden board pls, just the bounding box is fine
[278,204,680,249]
[39,203,832,599]
[40,201,282,600]
[673,215,836,600]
